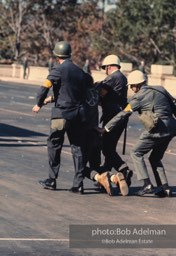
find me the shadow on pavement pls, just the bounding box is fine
[0,123,47,137]
[129,186,176,198]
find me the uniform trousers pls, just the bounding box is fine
[47,116,87,187]
[102,119,128,171]
[84,129,101,169]
[130,131,172,186]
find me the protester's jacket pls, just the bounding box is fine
[36,59,88,120]
[96,70,128,125]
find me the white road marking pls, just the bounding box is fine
[0,108,34,117]
[0,238,69,241]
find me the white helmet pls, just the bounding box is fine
[127,70,146,85]
[101,54,121,70]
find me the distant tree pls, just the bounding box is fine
[0,0,79,64]
[1,0,175,71]
[92,0,176,68]
[68,1,104,67]
[0,0,32,60]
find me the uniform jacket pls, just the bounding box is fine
[96,70,128,124]
[105,85,176,136]
[36,59,88,120]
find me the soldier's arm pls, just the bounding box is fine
[32,79,52,113]
[105,104,133,132]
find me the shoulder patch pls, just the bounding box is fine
[43,79,52,88]
[124,104,133,112]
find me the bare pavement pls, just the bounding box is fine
[0,77,176,256]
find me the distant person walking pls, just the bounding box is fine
[23,56,29,79]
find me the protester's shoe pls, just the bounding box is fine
[155,187,172,198]
[135,184,154,196]
[97,172,113,196]
[69,184,84,194]
[121,168,133,187]
[114,172,129,196]
[38,178,56,190]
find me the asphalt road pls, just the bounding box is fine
[0,81,176,256]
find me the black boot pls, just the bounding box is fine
[155,184,172,198]
[69,183,84,194]
[136,179,154,196]
[38,178,56,190]
[136,183,154,196]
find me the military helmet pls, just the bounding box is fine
[53,41,72,58]
[127,70,146,85]
[101,54,121,70]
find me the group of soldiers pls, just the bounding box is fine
[32,41,176,198]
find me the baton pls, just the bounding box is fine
[122,123,127,155]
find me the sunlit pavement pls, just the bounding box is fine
[0,80,176,256]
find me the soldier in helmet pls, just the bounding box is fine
[95,54,133,195]
[98,70,176,197]
[32,41,112,193]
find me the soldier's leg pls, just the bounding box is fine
[67,118,87,189]
[47,120,65,179]
[149,136,171,185]
[87,130,102,170]
[102,126,125,170]
[130,133,155,195]
[39,118,65,190]
[149,136,172,197]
